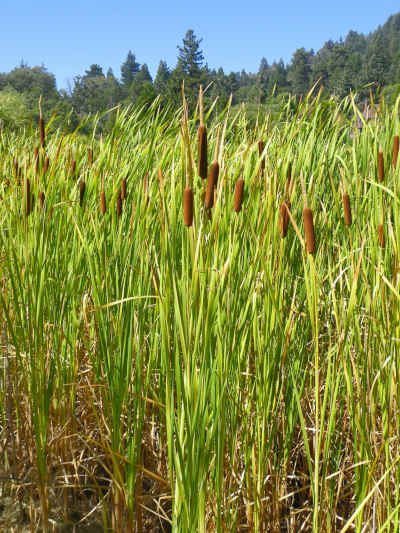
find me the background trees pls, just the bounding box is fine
[1,13,400,130]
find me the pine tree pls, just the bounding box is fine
[121,51,140,90]
[154,61,170,94]
[177,30,205,77]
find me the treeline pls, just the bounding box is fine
[1,12,400,130]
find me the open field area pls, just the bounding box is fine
[1,91,400,532]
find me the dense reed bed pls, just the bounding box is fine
[1,91,400,532]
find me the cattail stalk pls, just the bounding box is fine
[394,135,399,169]
[183,187,194,226]
[25,178,31,216]
[121,177,127,201]
[70,159,76,179]
[343,193,352,226]
[116,195,122,217]
[378,224,385,248]
[303,208,315,254]
[205,162,219,209]
[258,140,265,171]
[100,190,106,214]
[39,96,45,149]
[79,180,86,207]
[378,151,384,182]
[198,86,208,180]
[279,201,291,238]
[44,156,50,174]
[233,177,244,212]
[39,191,45,209]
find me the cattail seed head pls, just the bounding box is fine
[394,136,399,169]
[116,194,122,217]
[100,190,106,214]
[279,201,291,238]
[183,187,194,226]
[258,140,265,171]
[44,156,50,174]
[205,161,219,209]
[39,116,45,148]
[25,178,31,216]
[342,193,352,226]
[13,158,18,179]
[79,180,86,207]
[198,125,208,180]
[378,224,385,248]
[88,147,93,166]
[378,151,384,182]
[233,178,244,212]
[303,207,315,254]
[39,191,45,209]
[121,178,127,201]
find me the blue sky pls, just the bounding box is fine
[1,1,399,89]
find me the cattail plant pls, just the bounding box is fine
[233,176,244,213]
[25,178,32,217]
[39,96,45,149]
[394,135,399,169]
[44,156,50,175]
[301,173,315,254]
[258,140,265,171]
[13,158,18,179]
[378,224,385,248]
[39,191,45,209]
[79,180,86,207]
[279,201,291,238]
[204,128,220,209]
[198,86,208,180]
[342,193,352,226]
[181,85,195,227]
[121,177,127,201]
[100,190,106,215]
[116,195,122,217]
[378,150,384,182]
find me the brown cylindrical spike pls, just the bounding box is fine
[279,201,291,238]
[258,140,265,171]
[13,158,18,179]
[39,191,45,209]
[116,195,122,217]
[303,207,315,254]
[378,151,384,182]
[121,178,127,201]
[183,187,194,226]
[394,136,399,169]
[79,180,86,207]
[44,156,50,174]
[88,147,93,166]
[39,116,45,149]
[204,162,219,209]
[100,190,106,214]
[25,178,31,216]
[378,224,385,248]
[233,178,244,212]
[343,194,352,226]
[198,125,208,180]
[70,159,76,179]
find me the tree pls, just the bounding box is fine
[121,51,140,90]
[177,29,205,77]
[287,48,313,96]
[154,61,170,94]
[84,64,104,78]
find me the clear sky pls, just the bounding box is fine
[1,1,399,90]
